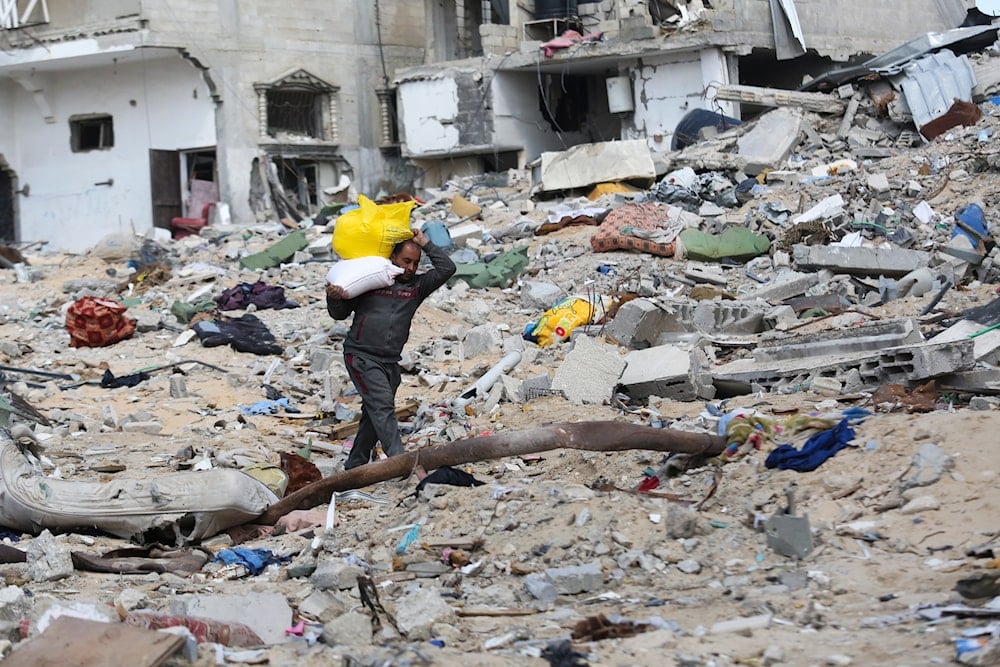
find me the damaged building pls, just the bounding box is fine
[0,0,427,250]
[395,0,986,186]
[0,0,989,251]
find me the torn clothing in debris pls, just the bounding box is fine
[192,313,284,356]
[215,281,299,311]
[415,466,486,497]
[764,417,856,472]
[100,369,151,389]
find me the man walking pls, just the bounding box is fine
[326,227,456,469]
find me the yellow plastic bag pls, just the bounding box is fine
[332,195,415,259]
[523,296,596,347]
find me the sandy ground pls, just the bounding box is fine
[2,141,1000,665]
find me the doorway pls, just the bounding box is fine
[0,161,16,243]
[149,148,217,229]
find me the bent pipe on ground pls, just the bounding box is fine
[257,421,726,525]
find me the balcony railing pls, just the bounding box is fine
[1,0,49,29]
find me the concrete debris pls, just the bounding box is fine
[737,108,805,175]
[536,139,656,193]
[550,335,626,404]
[4,29,1000,667]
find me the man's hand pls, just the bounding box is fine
[326,283,346,300]
[411,227,429,247]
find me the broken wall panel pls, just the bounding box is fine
[712,338,975,394]
[710,0,971,60]
[631,49,735,157]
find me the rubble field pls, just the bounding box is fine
[3,81,1000,666]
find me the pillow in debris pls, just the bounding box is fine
[65,296,137,348]
[590,202,681,258]
[326,255,404,298]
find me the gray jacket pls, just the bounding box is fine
[327,242,456,363]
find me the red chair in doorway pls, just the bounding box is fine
[171,202,215,240]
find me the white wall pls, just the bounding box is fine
[629,48,733,157]
[7,53,214,250]
[0,80,13,166]
[398,78,462,155]
[492,72,587,164]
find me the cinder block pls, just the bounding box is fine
[618,346,714,401]
[690,301,765,335]
[606,298,677,348]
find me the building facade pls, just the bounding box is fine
[0,0,425,250]
[0,0,981,249]
[396,0,979,185]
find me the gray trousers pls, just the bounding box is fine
[343,352,405,469]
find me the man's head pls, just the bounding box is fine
[390,240,422,282]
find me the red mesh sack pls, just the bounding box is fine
[65,296,137,348]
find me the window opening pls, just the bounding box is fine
[266,89,322,138]
[70,114,114,152]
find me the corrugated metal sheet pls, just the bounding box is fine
[891,49,977,131]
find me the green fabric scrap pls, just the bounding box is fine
[679,226,770,262]
[239,230,309,270]
[449,246,528,288]
[171,298,216,324]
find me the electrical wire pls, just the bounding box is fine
[374,0,390,89]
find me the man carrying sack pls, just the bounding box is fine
[326,226,456,469]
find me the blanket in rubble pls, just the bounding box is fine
[65,296,137,348]
[590,202,696,258]
[192,313,283,355]
[215,280,299,311]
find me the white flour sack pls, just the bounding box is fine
[326,256,404,298]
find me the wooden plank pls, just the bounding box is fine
[456,607,539,617]
[3,616,184,667]
[322,399,420,440]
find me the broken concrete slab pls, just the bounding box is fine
[714,84,847,114]
[520,281,564,310]
[551,335,626,404]
[170,592,292,645]
[737,109,804,175]
[543,560,604,595]
[619,346,714,401]
[537,139,655,192]
[393,586,457,640]
[792,243,930,278]
[929,319,1000,364]
[447,222,484,248]
[938,368,1000,394]
[606,298,766,349]
[743,271,820,303]
[753,319,923,363]
[713,337,974,395]
[462,323,503,359]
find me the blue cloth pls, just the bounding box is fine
[239,397,297,415]
[214,547,274,575]
[765,417,855,472]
